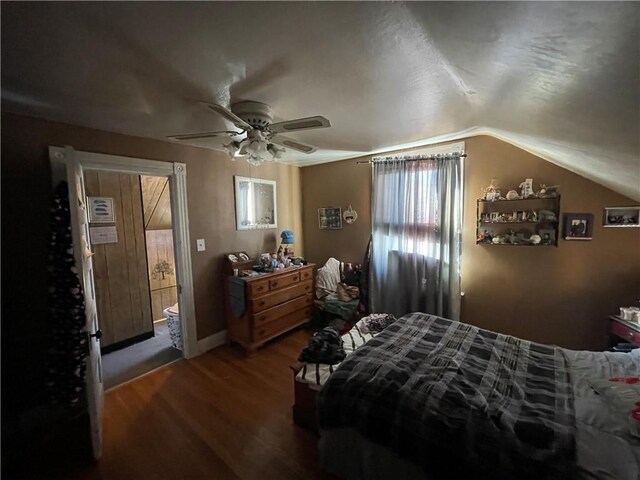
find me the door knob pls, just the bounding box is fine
[90,330,102,340]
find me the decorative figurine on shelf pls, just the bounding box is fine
[482,178,499,201]
[506,189,520,200]
[539,209,557,222]
[482,230,493,243]
[530,234,542,245]
[519,178,535,198]
[531,210,539,222]
[538,184,547,197]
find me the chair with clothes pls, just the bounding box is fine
[313,257,363,333]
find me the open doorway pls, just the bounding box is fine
[84,171,182,389]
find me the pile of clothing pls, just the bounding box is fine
[298,327,346,365]
[358,313,396,333]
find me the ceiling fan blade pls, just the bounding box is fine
[271,135,318,154]
[269,116,331,134]
[167,130,241,141]
[199,101,252,130]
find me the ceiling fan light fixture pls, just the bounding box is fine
[267,143,285,160]
[246,156,264,167]
[223,141,241,159]
[245,138,268,158]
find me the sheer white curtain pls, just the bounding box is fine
[370,155,463,319]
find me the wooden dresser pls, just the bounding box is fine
[226,264,315,354]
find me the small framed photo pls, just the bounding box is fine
[88,197,115,223]
[480,212,490,222]
[563,213,593,240]
[603,206,640,227]
[318,207,343,230]
[489,212,500,222]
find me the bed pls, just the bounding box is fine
[304,312,639,480]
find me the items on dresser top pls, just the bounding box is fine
[225,263,315,354]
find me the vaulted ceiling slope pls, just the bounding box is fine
[2,2,638,199]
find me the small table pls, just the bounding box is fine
[609,315,640,348]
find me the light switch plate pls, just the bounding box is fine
[196,238,206,252]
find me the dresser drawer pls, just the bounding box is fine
[269,271,301,291]
[299,266,314,282]
[247,279,270,297]
[253,295,313,327]
[251,280,313,312]
[612,321,640,347]
[253,308,310,342]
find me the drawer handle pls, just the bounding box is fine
[293,275,299,281]
[305,285,310,291]
[258,300,266,306]
[259,329,266,336]
[272,281,278,287]
[259,315,266,322]
[257,285,265,291]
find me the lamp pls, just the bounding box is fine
[280,230,294,245]
[224,130,283,166]
[278,230,295,259]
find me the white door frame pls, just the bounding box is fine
[49,146,199,359]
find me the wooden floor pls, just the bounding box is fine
[76,328,333,480]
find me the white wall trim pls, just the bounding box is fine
[48,146,200,359]
[197,330,228,355]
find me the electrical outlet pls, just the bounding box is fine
[196,239,206,252]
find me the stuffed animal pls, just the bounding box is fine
[519,178,535,198]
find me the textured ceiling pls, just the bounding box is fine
[2,2,639,199]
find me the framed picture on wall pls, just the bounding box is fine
[603,206,640,227]
[234,176,277,230]
[88,197,115,223]
[318,207,343,230]
[563,213,593,240]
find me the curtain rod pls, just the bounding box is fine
[357,152,467,164]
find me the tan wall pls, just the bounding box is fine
[85,171,153,347]
[1,113,303,372]
[301,135,640,350]
[301,157,372,266]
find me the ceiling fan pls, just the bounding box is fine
[167,101,331,166]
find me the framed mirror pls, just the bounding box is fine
[234,176,277,230]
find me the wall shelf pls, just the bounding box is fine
[476,195,561,247]
[478,220,558,225]
[478,196,559,203]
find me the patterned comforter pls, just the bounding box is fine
[317,313,576,480]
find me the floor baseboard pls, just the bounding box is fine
[197,329,228,354]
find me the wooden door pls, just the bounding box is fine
[60,150,104,459]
